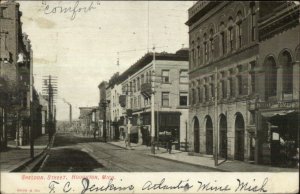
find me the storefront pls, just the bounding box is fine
[255,101,299,168]
[140,111,181,150]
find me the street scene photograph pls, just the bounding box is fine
[0,0,299,178]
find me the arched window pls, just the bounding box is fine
[279,51,293,94]
[219,22,226,55]
[228,17,234,52]
[264,57,277,98]
[236,11,243,48]
[250,2,256,41]
[209,29,214,60]
[203,33,208,63]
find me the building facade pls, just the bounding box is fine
[98,81,107,137]
[118,48,189,149]
[0,1,38,148]
[186,1,299,167]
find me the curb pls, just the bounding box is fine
[107,142,228,172]
[147,153,228,172]
[10,134,56,172]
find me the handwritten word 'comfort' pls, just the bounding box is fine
[42,1,100,20]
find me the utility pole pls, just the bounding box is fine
[127,75,131,147]
[102,101,107,142]
[42,75,57,142]
[214,67,218,166]
[29,48,34,158]
[151,46,156,154]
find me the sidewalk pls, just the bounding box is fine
[0,134,50,172]
[108,140,299,172]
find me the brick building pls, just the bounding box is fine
[117,48,189,149]
[186,1,299,167]
[0,0,39,148]
[98,81,107,138]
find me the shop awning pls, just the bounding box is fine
[261,110,296,118]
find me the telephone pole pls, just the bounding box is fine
[42,75,57,142]
[151,46,156,154]
[214,67,218,166]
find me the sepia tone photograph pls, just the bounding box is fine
[0,0,299,193]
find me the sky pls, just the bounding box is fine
[18,0,195,121]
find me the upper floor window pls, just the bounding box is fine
[250,3,256,41]
[162,70,170,83]
[209,29,214,59]
[264,57,277,98]
[137,77,140,91]
[250,61,256,94]
[179,92,188,106]
[228,27,234,52]
[133,79,136,92]
[141,74,144,84]
[162,92,170,107]
[237,22,242,48]
[179,69,188,83]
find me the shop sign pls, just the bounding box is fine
[255,101,299,109]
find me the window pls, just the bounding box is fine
[179,92,188,106]
[229,77,235,97]
[133,80,136,92]
[210,82,215,99]
[237,22,242,48]
[129,82,132,93]
[197,45,200,66]
[237,75,242,95]
[162,70,170,83]
[141,74,144,84]
[251,3,256,41]
[146,72,149,83]
[204,41,208,63]
[137,77,140,91]
[162,92,169,107]
[204,85,209,101]
[180,70,188,83]
[221,80,227,98]
[198,87,202,103]
[228,27,234,52]
[209,30,214,59]
[250,61,256,94]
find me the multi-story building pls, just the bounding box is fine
[118,48,189,149]
[106,73,123,140]
[0,1,36,147]
[186,1,299,167]
[98,81,107,138]
[249,2,299,167]
[78,106,98,136]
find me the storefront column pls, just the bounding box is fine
[293,62,299,100]
[255,110,261,164]
[276,65,283,101]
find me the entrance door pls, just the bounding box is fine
[235,113,245,161]
[219,115,227,159]
[194,117,200,153]
[206,116,213,155]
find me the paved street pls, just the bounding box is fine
[37,132,217,172]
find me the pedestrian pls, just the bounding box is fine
[167,139,172,154]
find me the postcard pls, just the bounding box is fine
[0,1,299,193]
